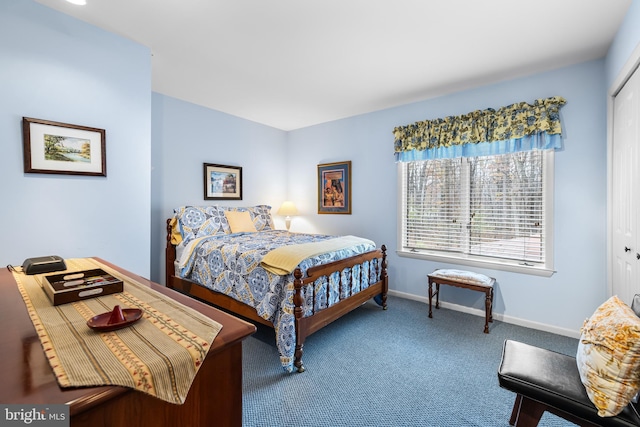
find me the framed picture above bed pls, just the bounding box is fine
[317,160,351,214]
[203,163,243,200]
[22,117,106,176]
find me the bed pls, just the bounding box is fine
[164,205,388,373]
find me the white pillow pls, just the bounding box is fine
[576,295,640,417]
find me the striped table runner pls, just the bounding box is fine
[12,258,222,404]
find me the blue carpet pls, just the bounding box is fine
[242,295,579,426]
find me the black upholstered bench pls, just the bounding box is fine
[497,339,640,427]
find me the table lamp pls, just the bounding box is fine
[277,201,298,231]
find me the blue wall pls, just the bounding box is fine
[286,60,608,336]
[151,61,608,337]
[0,0,151,275]
[150,94,288,282]
[606,0,640,87]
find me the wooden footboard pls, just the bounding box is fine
[292,247,387,372]
[165,218,388,372]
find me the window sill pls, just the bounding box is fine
[396,249,555,277]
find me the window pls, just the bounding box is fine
[398,150,554,276]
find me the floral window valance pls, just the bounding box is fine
[393,96,566,162]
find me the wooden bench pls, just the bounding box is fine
[427,269,495,333]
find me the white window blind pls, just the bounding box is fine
[403,158,463,252]
[401,150,548,266]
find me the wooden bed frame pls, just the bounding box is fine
[165,219,388,372]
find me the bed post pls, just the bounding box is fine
[165,218,176,288]
[381,245,388,310]
[293,268,306,373]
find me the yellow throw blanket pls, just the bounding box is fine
[260,235,375,275]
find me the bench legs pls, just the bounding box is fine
[484,286,494,333]
[509,394,545,426]
[427,277,494,333]
[428,282,439,318]
[508,393,602,427]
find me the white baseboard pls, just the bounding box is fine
[387,289,581,339]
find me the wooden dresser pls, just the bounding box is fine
[0,258,256,427]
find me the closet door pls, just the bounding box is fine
[612,65,640,304]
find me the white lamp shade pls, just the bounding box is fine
[277,201,298,216]
[66,0,87,4]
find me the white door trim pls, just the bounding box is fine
[608,41,640,298]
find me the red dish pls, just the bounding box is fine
[87,305,143,332]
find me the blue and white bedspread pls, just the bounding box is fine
[176,230,380,372]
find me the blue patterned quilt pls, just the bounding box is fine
[176,230,379,372]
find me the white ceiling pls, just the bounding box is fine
[36,0,631,131]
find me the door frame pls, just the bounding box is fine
[607,42,640,298]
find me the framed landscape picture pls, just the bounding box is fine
[204,163,243,200]
[318,161,351,214]
[22,117,106,176]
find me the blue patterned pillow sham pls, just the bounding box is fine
[236,205,275,232]
[174,205,274,244]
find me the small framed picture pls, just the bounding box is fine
[22,117,106,176]
[318,161,351,214]
[204,163,243,200]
